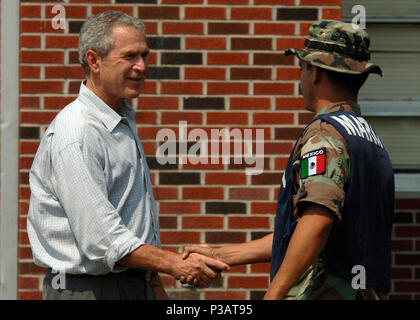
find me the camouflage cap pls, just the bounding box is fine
[285,20,382,76]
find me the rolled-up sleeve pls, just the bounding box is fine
[52,141,143,271]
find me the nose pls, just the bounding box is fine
[133,55,147,72]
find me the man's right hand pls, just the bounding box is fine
[174,252,229,287]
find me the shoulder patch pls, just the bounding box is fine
[301,148,326,179]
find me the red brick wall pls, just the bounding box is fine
[17,0,420,300]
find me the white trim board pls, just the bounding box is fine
[0,0,19,300]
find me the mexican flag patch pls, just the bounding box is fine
[301,148,326,179]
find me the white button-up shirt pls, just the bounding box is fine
[27,81,160,275]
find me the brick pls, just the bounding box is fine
[133,111,157,124]
[20,156,35,170]
[20,111,57,124]
[21,81,63,94]
[208,23,249,35]
[160,202,201,214]
[20,66,40,79]
[20,141,40,155]
[254,22,295,35]
[147,67,180,80]
[276,8,319,21]
[254,83,294,95]
[392,240,414,251]
[299,22,314,35]
[207,112,248,125]
[301,0,341,4]
[322,8,342,20]
[44,96,77,109]
[277,67,301,80]
[396,199,420,210]
[20,35,41,48]
[184,97,225,110]
[391,268,412,280]
[395,254,420,265]
[206,202,246,214]
[68,21,85,34]
[161,52,202,65]
[394,281,420,292]
[182,216,224,229]
[21,20,63,33]
[277,38,306,50]
[69,0,110,2]
[163,0,203,3]
[20,172,30,185]
[45,5,87,18]
[229,188,269,200]
[160,172,200,185]
[91,6,133,15]
[19,292,42,300]
[138,6,179,19]
[275,127,302,140]
[231,7,272,20]
[395,226,420,238]
[276,97,305,110]
[185,67,226,80]
[159,216,178,229]
[250,291,265,300]
[394,212,414,224]
[254,53,294,66]
[19,186,31,199]
[20,127,40,140]
[138,96,179,109]
[45,66,85,79]
[205,232,246,244]
[253,112,294,125]
[230,97,271,110]
[208,0,248,3]
[45,35,79,48]
[228,276,268,288]
[185,7,226,20]
[161,82,203,95]
[19,262,46,275]
[147,37,180,50]
[251,231,272,241]
[275,158,289,170]
[231,68,271,80]
[19,247,33,260]
[208,52,249,65]
[144,21,158,34]
[251,262,271,273]
[21,51,64,64]
[207,82,248,95]
[162,22,204,34]
[183,187,224,200]
[254,0,293,3]
[160,231,200,244]
[18,277,39,290]
[299,112,314,125]
[168,291,201,300]
[231,38,272,50]
[162,112,202,124]
[204,291,247,300]
[21,5,41,18]
[19,202,30,215]
[229,217,269,229]
[186,37,226,50]
[147,157,178,170]
[251,202,277,214]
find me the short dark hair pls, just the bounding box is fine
[305,62,369,95]
[324,69,369,94]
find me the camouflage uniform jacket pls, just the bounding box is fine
[284,101,386,300]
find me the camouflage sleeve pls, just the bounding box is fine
[293,119,350,221]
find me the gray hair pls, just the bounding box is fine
[78,10,146,75]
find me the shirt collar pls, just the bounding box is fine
[78,81,135,132]
[315,101,361,118]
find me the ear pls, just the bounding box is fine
[312,65,322,85]
[86,50,101,75]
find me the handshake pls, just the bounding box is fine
[176,244,228,288]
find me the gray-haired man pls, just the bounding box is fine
[27,11,229,300]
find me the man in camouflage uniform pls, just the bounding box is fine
[182,20,395,300]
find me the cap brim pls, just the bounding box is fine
[286,48,382,77]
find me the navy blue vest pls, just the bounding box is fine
[270,110,394,292]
